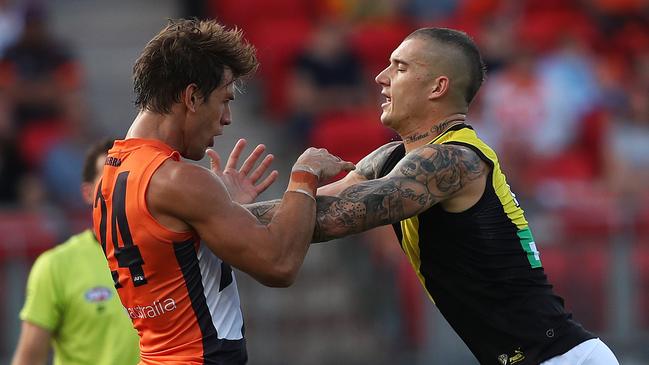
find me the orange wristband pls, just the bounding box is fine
[287,170,318,198]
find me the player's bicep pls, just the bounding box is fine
[387,144,487,202]
[318,141,403,196]
[314,144,487,241]
[192,198,272,268]
[354,141,403,180]
[314,175,434,241]
[152,164,270,269]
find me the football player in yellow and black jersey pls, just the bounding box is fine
[246,28,619,364]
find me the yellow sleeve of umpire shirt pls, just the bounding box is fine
[20,248,62,331]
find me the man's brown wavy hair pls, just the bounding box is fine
[133,19,258,114]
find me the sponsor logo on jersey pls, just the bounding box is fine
[84,286,113,303]
[498,348,526,365]
[126,298,177,319]
[510,349,526,364]
[498,354,508,365]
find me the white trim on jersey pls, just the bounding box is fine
[540,338,619,365]
[197,242,244,340]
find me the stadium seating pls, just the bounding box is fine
[349,21,412,79]
[247,19,313,118]
[308,109,394,180]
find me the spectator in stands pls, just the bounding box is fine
[286,20,366,141]
[479,34,602,198]
[0,3,89,209]
[0,95,27,204]
[0,0,23,57]
[477,46,547,194]
[41,131,96,209]
[321,0,400,22]
[535,36,600,157]
[400,0,458,25]
[475,17,516,74]
[0,4,83,170]
[606,55,649,200]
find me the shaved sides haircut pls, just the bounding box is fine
[407,28,486,104]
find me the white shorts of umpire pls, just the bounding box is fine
[541,338,619,365]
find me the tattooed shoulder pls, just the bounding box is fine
[391,144,488,195]
[312,144,488,242]
[355,141,403,180]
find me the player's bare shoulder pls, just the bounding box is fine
[147,160,229,230]
[354,141,403,180]
[390,143,488,196]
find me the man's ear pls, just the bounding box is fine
[182,84,200,112]
[429,76,450,100]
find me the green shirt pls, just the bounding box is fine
[20,230,140,365]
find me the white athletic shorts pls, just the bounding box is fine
[541,338,619,365]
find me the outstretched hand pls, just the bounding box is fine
[207,139,279,204]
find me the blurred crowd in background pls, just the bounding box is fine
[1,0,648,364]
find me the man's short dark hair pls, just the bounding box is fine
[407,28,486,104]
[82,139,114,183]
[133,19,259,114]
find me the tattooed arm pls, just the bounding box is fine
[245,199,281,224]
[313,144,488,242]
[244,142,403,223]
[318,141,403,196]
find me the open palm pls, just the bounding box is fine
[207,139,278,205]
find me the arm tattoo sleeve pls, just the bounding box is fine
[354,141,403,180]
[314,144,486,242]
[244,199,281,224]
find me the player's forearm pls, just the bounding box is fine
[260,192,316,286]
[251,192,404,243]
[245,199,281,224]
[252,170,318,286]
[313,176,431,242]
[246,195,376,243]
[247,179,394,243]
[244,176,362,225]
[313,195,379,242]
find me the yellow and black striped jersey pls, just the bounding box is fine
[378,124,594,365]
